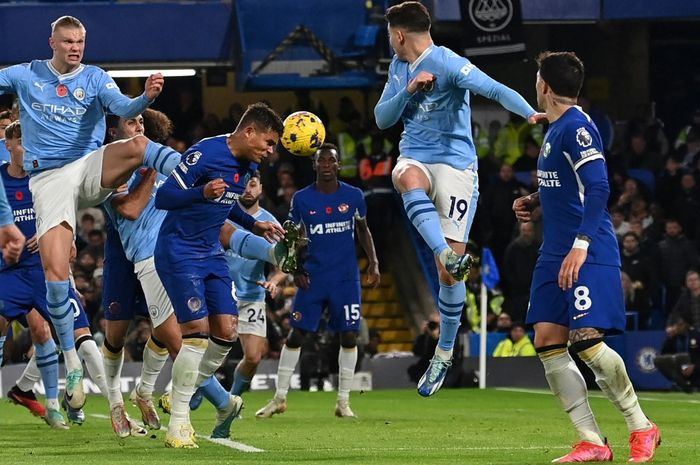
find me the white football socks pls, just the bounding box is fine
[275,346,301,400]
[137,338,169,400]
[337,347,358,402]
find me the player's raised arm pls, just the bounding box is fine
[110,169,158,220]
[374,61,413,130]
[98,73,157,119]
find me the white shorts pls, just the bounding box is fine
[236,300,267,338]
[29,147,112,238]
[395,157,479,243]
[134,257,175,328]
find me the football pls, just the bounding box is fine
[280,111,326,157]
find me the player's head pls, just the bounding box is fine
[313,143,340,183]
[0,110,11,139]
[386,1,431,61]
[106,113,144,143]
[535,51,584,111]
[234,102,284,163]
[4,121,24,165]
[240,171,263,209]
[49,16,86,71]
[142,109,174,144]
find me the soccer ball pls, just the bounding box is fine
[281,111,326,157]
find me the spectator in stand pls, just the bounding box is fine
[365,329,381,358]
[87,229,105,248]
[628,198,654,231]
[622,130,663,173]
[620,232,658,317]
[479,163,529,269]
[221,103,244,131]
[674,108,700,149]
[677,126,700,170]
[502,222,540,322]
[0,109,13,163]
[656,155,683,213]
[492,321,535,357]
[621,271,652,330]
[658,219,699,312]
[672,173,700,242]
[610,206,630,239]
[512,136,541,173]
[494,113,530,166]
[494,312,513,333]
[578,95,614,153]
[654,270,700,392]
[125,318,151,362]
[614,178,646,216]
[628,219,659,260]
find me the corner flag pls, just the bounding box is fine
[481,247,500,290]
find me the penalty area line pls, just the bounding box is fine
[88,414,265,452]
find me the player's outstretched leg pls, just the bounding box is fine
[226,220,304,274]
[130,336,169,430]
[255,344,299,418]
[575,340,660,463]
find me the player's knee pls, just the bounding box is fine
[340,331,357,349]
[286,328,305,349]
[245,350,263,366]
[29,321,51,344]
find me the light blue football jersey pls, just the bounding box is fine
[375,45,536,170]
[537,106,620,266]
[0,174,13,226]
[225,207,279,302]
[0,60,152,174]
[103,169,168,263]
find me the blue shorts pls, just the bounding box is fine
[103,250,148,322]
[0,267,89,330]
[156,255,237,324]
[292,279,361,333]
[526,259,626,334]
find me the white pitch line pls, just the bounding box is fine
[495,387,700,404]
[88,414,265,452]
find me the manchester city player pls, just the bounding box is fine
[154,102,286,448]
[513,51,660,463]
[0,16,184,409]
[256,143,380,419]
[374,2,545,397]
[101,110,181,435]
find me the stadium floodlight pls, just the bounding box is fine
[106,69,197,78]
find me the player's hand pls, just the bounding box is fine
[257,280,280,299]
[294,271,310,290]
[407,71,436,94]
[144,73,164,101]
[204,178,228,199]
[512,193,539,222]
[558,248,587,290]
[681,363,695,378]
[26,234,39,254]
[528,112,548,124]
[366,261,381,288]
[0,224,26,265]
[253,221,285,243]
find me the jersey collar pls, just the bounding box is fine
[409,45,434,73]
[46,60,86,81]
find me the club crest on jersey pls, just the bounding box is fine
[73,88,85,101]
[542,142,551,158]
[108,302,121,315]
[56,84,69,98]
[185,151,201,166]
[338,203,349,214]
[243,173,251,186]
[292,311,302,322]
[576,127,593,147]
[148,305,159,319]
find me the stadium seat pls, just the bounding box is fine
[626,168,655,193]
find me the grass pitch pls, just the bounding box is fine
[0,388,696,464]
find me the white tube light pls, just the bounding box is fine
[107,69,197,78]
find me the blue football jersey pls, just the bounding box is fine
[0,174,12,226]
[103,169,168,263]
[0,60,151,174]
[0,164,40,269]
[375,45,536,170]
[290,182,366,282]
[537,107,620,266]
[155,135,257,263]
[225,208,279,302]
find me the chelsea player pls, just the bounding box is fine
[374,1,545,397]
[513,51,660,463]
[154,102,286,448]
[0,16,183,409]
[256,143,380,419]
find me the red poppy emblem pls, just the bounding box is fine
[325,206,332,214]
[234,173,240,183]
[15,191,24,201]
[56,84,69,97]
